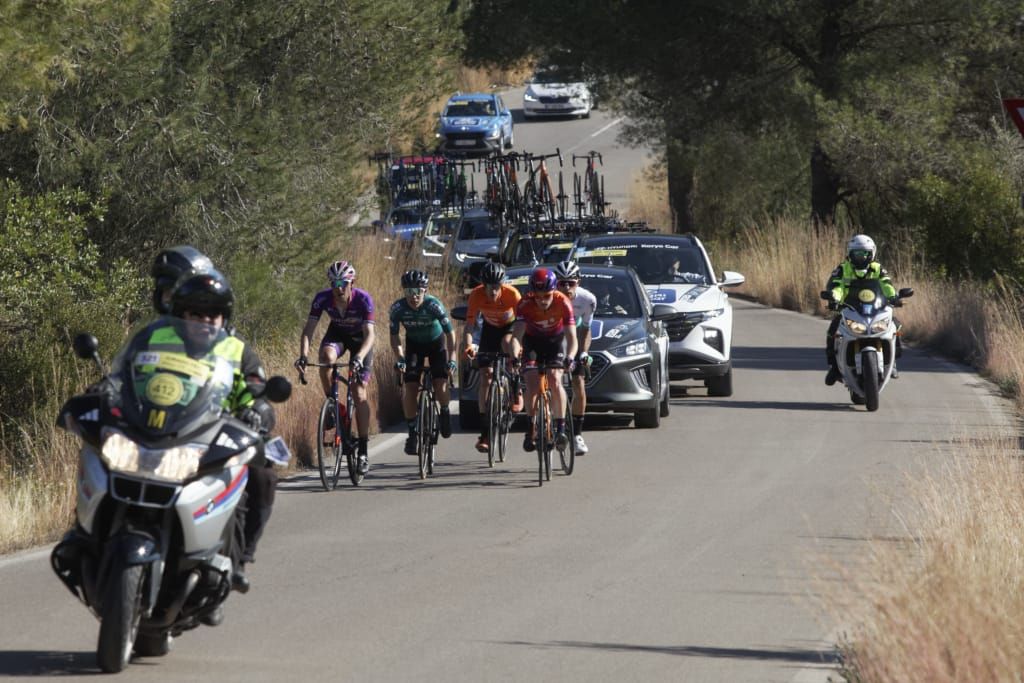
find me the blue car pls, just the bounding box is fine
[436,93,514,155]
[376,204,432,242]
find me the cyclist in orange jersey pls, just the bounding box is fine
[462,261,522,453]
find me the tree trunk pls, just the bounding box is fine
[810,140,839,229]
[666,132,696,234]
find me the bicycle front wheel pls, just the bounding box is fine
[417,389,431,479]
[536,394,548,486]
[486,380,500,468]
[496,373,512,464]
[317,399,341,491]
[559,404,575,476]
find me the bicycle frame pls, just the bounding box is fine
[300,362,362,489]
[526,358,575,485]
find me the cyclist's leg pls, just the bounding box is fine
[403,345,424,454]
[572,363,588,453]
[346,341,373,440]
[428,340,452,438]
[318,329,344,397]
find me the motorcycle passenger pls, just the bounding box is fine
[295,260,376,475]
[824,234,899,386]
[512,267,578,452]
[553,260,596,456]
[462,261,522,454]
[389,270,457,455]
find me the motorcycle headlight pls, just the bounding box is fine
[845,318,867,334]
[610,340,649,357]
[869,316,892,334]
[101,430,204,482]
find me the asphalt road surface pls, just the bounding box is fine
[0,96,1015,682]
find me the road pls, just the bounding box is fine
[0,95,1016,682]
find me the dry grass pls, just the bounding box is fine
[625,165,672,230]
[835,441,1024,682]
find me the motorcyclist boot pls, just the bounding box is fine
[825,365,841,386]
[201,605,225,627]
[231,565,250,594]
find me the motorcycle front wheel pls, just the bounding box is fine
[862,351,880,412]
[96,563,144,673]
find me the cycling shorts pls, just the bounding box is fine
[404,336,450,383]
[476,323,513,367]
[522,334,567,370]
[320,325,373,383]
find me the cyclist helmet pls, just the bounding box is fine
[479,261,506,286]
[529,267,558,293]
[553,260,581,281]
[326,260,356,285]
[401,269,429,289]
[171,269,234,321]
[847,234,876,270]
[150,245,214,314]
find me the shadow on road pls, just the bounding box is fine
[684,399,851,412]
[492,639,840,665]
[0,650,100,676]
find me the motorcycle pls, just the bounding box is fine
[821,279,914,412]
[51,320,292,673]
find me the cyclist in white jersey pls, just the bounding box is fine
[553,260,596,455]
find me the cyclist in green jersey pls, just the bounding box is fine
[389,270,457,455]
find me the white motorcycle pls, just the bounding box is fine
[821,280,913,412]
[51,323,291,673]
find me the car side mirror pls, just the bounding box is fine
[650,303,679,322]
[450,305,468,322]
[263,376,292,403]
[898,287,914,299]
[718,271,745,287]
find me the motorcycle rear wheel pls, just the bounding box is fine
[96,563,144,673]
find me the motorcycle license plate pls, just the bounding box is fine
[264,436,292,467]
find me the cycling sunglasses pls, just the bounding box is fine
[557,280,578,288]
[404,287,426,296]
[331,279,352,289]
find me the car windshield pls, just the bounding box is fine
[532,66,584,84]
[391,208,427,225]
[576,243,710,285]
[445,100,496,117]
[579,273,642,318]
[425,214,458,238]
[457,217,500,240]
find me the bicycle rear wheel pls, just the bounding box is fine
[343,391,363,485]
[496,373,512,463]
[317,398,341,491]
[427,399,439,476]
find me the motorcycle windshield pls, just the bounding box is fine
[107,316,236,438]
[843,279,887,316]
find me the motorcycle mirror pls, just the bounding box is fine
[898,287,914,299]
[819,291,832,301]
[263,376,292,403]
[72,333,99,360]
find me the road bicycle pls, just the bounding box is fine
[527,355,575,486]
[400,364,450,480]
[476,351,517,467]
[521,149,563,224]
[299,361,363,489]
[572,150,606,217]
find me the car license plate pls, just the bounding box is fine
[454,140,476,146]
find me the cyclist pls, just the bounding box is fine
[462,261,522,453]
[553,260,596,455]
[389,270,457,455]
[512,266,578,452]
[295,260,375,475]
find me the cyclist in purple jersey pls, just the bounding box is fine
[297,261,375,468]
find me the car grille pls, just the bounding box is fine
[111,474,179,509]
[665,313,701,342]
[539,96,570,104]
[445,132,485,142]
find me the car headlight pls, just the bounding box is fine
[524,91,538,102]
[699,308,725,321]
[454,251,467,263]
[845,318,867,334]
[101,430,204,482]
[485,127,501,139]
[609,340,649,357]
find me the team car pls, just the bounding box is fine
[436,93,514,155]
[522,64,594,119]
[572,233,745,396]
[452,264,676,429]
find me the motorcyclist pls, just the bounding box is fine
[151,245,215,314]
[824,234,899,386]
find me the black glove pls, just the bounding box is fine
[294,355,308,370]
[351,357,363,373]
[240,407,263,433]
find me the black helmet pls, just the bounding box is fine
[170,269,234,321]
[151,246,214,314]
[479,261,506,286]
[401,270,429,289]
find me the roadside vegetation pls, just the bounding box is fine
[5,1,1024,677]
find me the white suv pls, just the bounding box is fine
[572,233,744,396]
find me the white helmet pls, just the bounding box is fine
[327,260,356,285]
[847,234,876,270]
